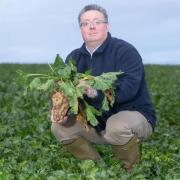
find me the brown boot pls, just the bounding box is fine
[64,137,101,162]
[112,135,140,171]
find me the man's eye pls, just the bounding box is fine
[84,22,89,26]
[81,22,89,27]
[95,21,101,25]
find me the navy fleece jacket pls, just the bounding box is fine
[66,32,156,131]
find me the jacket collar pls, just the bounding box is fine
[79,32,112,55]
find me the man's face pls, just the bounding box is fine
[80,10,109,45]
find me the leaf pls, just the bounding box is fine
[69,94,79,114]
[83,72,123,92]
[92,78,109,91]
[85,103,102,126]
[52,59,78,81]
[67,58,77,73]
[57,65,72,80]
[59,81,79,114]
[85,108,99,126]
[38,79,55,91]
[102,96,109,111]
[75,86,84,99]
[54,54,65,68]
[29,78,41,90]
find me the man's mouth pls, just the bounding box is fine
[89,32,97,36]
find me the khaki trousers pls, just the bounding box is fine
[51,111,152,145]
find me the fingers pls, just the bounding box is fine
[78,80,97,98]
[59,116,68,125]
[85,87,97,98]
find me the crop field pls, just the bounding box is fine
[0,64,180,179]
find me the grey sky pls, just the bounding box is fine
[0,0,179,64]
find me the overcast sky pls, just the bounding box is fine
[0,0,179,64]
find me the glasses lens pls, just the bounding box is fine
[80,20,106,28]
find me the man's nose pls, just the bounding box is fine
[89,22,95,28]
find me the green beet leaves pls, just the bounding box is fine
[17,54,123,126]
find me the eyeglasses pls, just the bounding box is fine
[80,20,107,28]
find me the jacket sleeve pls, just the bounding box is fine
[115,48,144,104]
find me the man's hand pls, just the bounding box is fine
[78,80,97,98]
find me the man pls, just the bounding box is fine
[51,4,156,171]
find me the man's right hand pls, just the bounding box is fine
[78,80,97,98]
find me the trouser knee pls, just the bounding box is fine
[104,115,133,145]
[104,111,152,145]
[51,122,81,144]
[104,127,133,145]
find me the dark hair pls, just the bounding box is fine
[78,4,108,25]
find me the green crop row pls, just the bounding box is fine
[0,64,179,179]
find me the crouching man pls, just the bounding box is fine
[51,4,156,171]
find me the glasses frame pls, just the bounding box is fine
[80,19,107,28]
